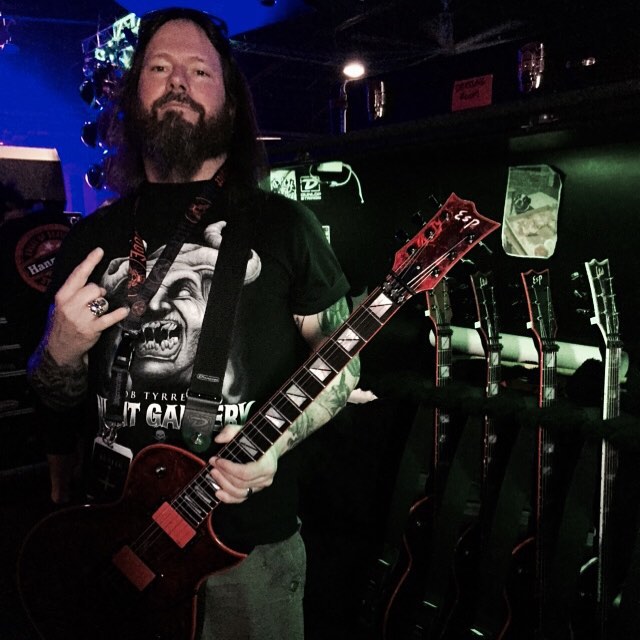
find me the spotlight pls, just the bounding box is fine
[79,79,95,106]
[260,0,277,6]
[85,162,105,189]
[343,61,366,79]
[81,121,98,148]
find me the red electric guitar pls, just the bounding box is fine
[381,277,455,640]
[17,195,500,640]
[443,270,503,638]
[504,268,559,639]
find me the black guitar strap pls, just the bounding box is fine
[469,417,537,635]
[181,190,261,453]
[546,434,600,632]
[104,173,227,442]
[418,414,483,612]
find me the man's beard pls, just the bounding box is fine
[133,92,234,182]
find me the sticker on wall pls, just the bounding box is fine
[502,164,562,258]
[270,168,298,201]
[299,174,322,202]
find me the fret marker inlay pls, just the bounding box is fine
[285,383,307,406]
[309,357,331,381]
[337,327,360,351]
[369,293,393,318]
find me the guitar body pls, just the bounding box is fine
[18,444,245,640]
[383,495,437,640]
[501,536,536,640]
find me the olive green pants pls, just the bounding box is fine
[199,531,306,639]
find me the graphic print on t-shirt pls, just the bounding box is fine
[96,220,262,445]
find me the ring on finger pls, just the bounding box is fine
[87,297,109,318]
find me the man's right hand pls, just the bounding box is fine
[46,247,129,367]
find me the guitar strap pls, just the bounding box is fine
[181,190,261,453]
[546,433,600,631]
[469,415,537,634]
[358,402,434,630]
[417,413,483,612]
[384,402,435,547]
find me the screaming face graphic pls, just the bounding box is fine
[101,221,261,399]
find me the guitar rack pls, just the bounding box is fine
[362,376,640,640]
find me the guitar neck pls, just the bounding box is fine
[177,283,404,522]
[520,268,558,616]
[583,257,623,627]
[433,324,453,470]
[470,270,502,489]
[482,345,502,485]
[426,281,453,473]
[597,338,622,608]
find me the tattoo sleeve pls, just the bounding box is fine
[319,297,350,336]
[284,297,360,452]
[27,346,88,411]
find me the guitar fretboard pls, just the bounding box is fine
[171,283,404,528]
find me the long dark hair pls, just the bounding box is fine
[105,7,267,194]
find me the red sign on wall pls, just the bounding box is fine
[451,74,494,112]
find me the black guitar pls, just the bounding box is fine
[443,270,503,638]
[382,277,455,640]
[17,195,500,640]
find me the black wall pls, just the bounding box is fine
[270,81,640,382]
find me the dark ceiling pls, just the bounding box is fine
[2,0,639,140]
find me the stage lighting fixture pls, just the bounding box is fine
[79,79,95,106]
[0,12,13,51]
[81,121,98,148]
[85,162,105,189]
[343,61,365,79]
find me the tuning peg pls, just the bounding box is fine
[411,211,426,228]
[570,271,589,302]
[394,229,410,245]
[427,194,442,209]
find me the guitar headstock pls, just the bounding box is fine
[391,194,500,299]
[585,258,620,344]
[521,269,557,352]
[470,271,501,352]
[426,278,453,330]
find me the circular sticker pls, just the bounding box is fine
[14,223,70,292]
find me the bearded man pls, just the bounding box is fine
[27,7,359,639]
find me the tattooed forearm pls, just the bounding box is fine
[319,297,350,336]
[284,363,359,452]
[27,346,88,411]
[282,297,359,454]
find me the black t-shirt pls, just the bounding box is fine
[50,181,349,549]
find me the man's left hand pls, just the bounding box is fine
[208,425,278,504]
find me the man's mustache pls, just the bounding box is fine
[152,92,205,117]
